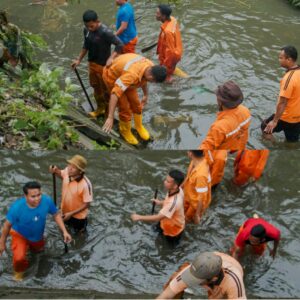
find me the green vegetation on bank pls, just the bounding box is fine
[1,12,83,150]
[0,65,121,150]
[1,23,119,150]
[0,64,80,150]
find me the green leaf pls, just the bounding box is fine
[66,84,80,93]
[13,119,28,130]
[47,137,63,149]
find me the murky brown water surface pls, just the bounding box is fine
[0,150,299,298]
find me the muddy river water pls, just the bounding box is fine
[0,150,299,298]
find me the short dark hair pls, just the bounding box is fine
[250,224,266,238]
[83,10,98,23]
[23,181,41,195]
[150,65,167,83]
[281,45,298,61]
[169,170,185,186]
[190,150,204,158]
[158,4,172,19]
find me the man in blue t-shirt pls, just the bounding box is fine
[115,0,138,53]
[0,181,72,281]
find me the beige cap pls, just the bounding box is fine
[181,252,222,287]
[67,155,87,172]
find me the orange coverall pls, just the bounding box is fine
[200,105,251,150]
[205,150,228,187]
[183,160,211,221]
[103,53,153,122]
[233,150,270,186]
[157,16,183,77]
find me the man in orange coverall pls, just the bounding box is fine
[233,150,270,186]
[183,150,211,224]
[205,150,228,189]
[102,53,167,145]
[156,4,183,81]
[200,81,251,150]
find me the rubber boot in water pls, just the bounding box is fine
[119,120,138,145]
[14,271,24,281]
[89,95,107,118]
[89,103,106,118]
[134,114,150,141]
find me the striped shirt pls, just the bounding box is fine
[169,252,247,299]
[61,168,93,220]
[159,188,185,237]
[183,159,212,219]
[279,66,300,123]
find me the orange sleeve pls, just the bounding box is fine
[187,176,208,212]
[200,124,226,150]
[163,31,178,75]
[111,72,139,98]
[280,74,296,99]
[195,176,209,196]
[252,150,269,180]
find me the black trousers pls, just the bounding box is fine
[261,114,300,142]
[65,217,88,233]
[155,223,183,246]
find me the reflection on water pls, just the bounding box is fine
[0,150,299,298]
[0,0,299,149]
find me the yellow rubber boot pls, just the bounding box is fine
[14,271,24,281]
[89,95,107,118]
[134,114,150,141]
[119,120,139,145]
[89,103,106,118]
[89,108,106,118]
